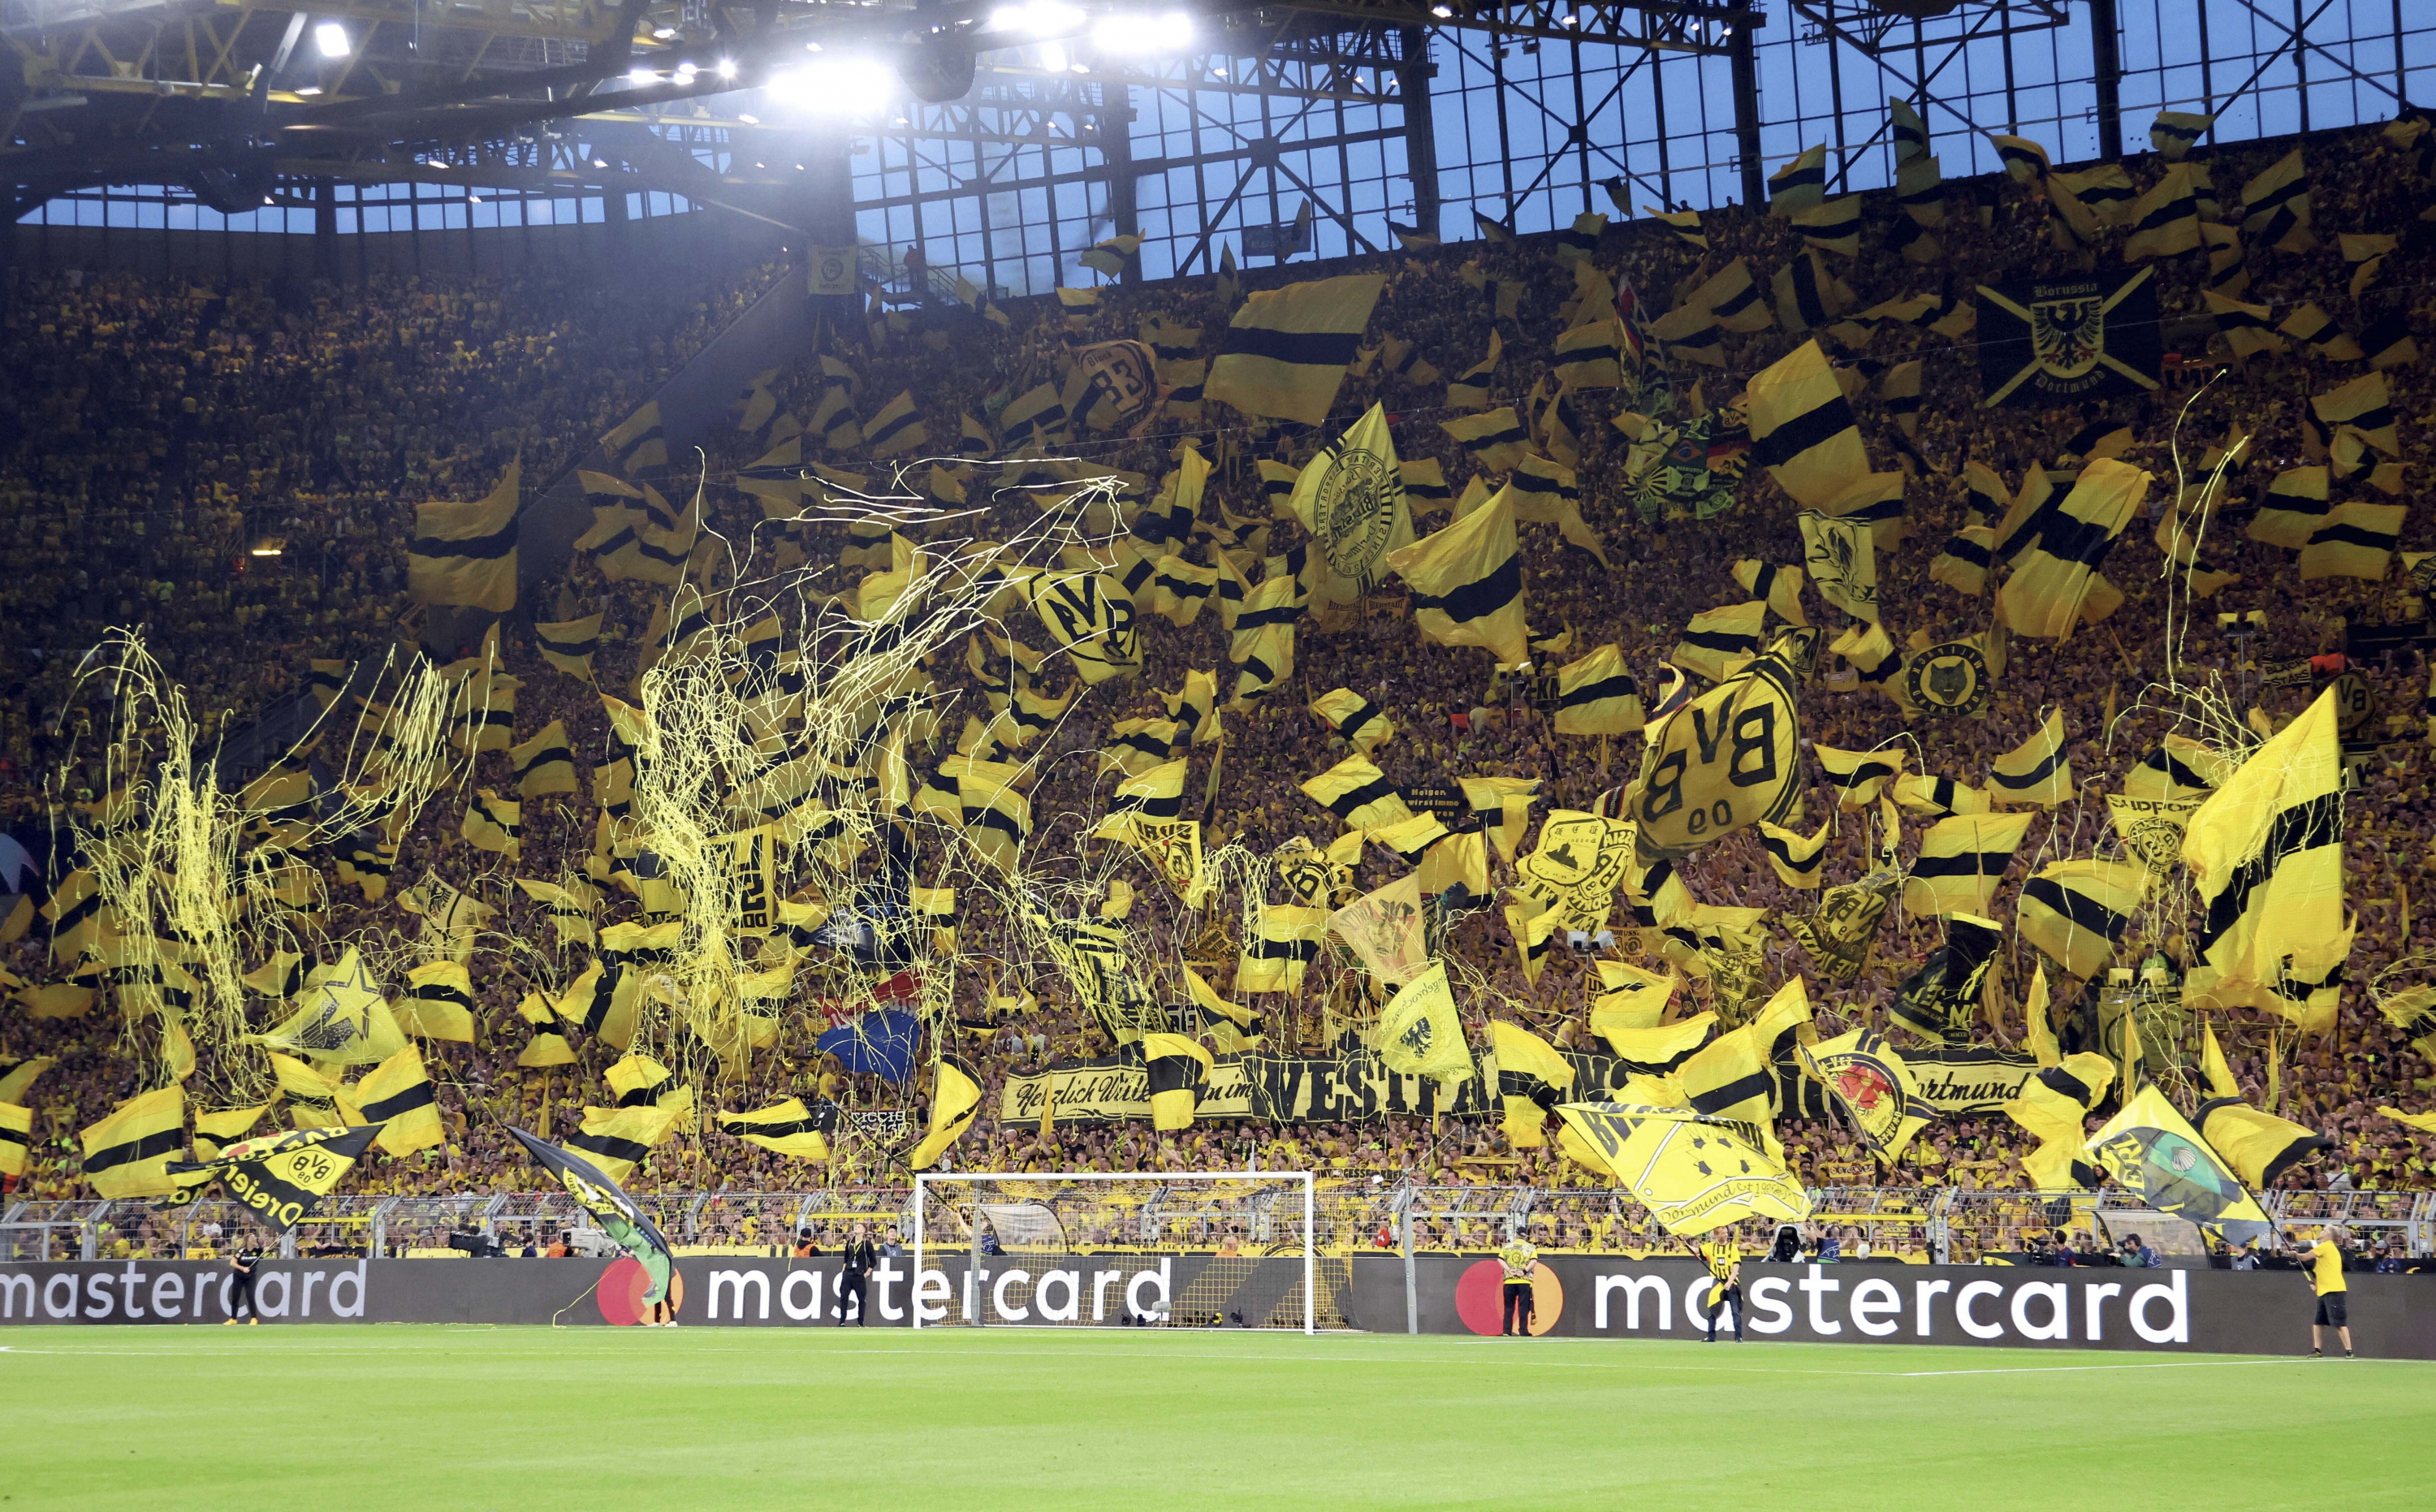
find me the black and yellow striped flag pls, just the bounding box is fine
[408,460,520,612]
[1205,273,1384,426]
[2123,165,2201,260]
[1553,319,1624,389]
[1311,687,1395,753]
[1688,257,1774,333]
[1902,812,2034,916]
[350,1043,445,1156]
[515,991,577,1067]
[1490,1019,1573,1147]
[394,960,477,1043]
[909,1057,983,1170]
[1767,144,1827,217]
[1996,457,2145,638]
[2183,687,2345,1009]
[191,1104,269,1162]
[1554,644,1643,735]
[2299,500,2404,581]
[533,614,600,683]
[565,1102,681,1185]
[460,788,521,859]
[1756,814,1833,889]
[2307,372,2398,457]
[2018,858,2149,978]
[80,1085,185,1199]
[1989,708,2071,807]
[2247,464,2329,549]
[2197,1097,2328,1190]
[1771,249,1852,337]
[1676,1022,1777,1125]
[0,1100,32,1180]
[601,400,667,473]
[1746,340,1868,509]
[1445,330,1502,408]
[718,1099,835,1160]
[1301,754,1413,830]
[864,390,927,457]
[1897,155,1947,231]
[1791,195,1863,255]
[2239,149,2313,252]
[1385,489,1529,666]
[2151,109,2212,158]
[1380,336,1442,389]
[1994,134,2049,181]
[508,720,578,800]
[1440,407,1528,471]
[1888,914,2006,1046]
[1671,601,1766,684]
[1143,1033,1215,1131]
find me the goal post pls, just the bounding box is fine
[912,1171,1320,1334]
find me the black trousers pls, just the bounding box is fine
[839,1274,867,1324]
[1706,1284,1743,1340]
[230,1271,256,1320]
[1501,1281,1534,1335]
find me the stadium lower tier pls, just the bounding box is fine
[2,1255,2428,1358]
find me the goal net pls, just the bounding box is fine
[912,1172,1332,1333]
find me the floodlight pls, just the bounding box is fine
[313,21,350,57]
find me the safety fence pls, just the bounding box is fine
[5,1184,2426,1265]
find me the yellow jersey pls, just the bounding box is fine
[2310,1239,2347,1294]
[1701,1240,1741,1283]
[1497,1240,1537,1281]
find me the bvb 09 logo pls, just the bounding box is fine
[1904,642,1989,717]
[1315,447,1393,579]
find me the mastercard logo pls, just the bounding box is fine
[596,1256,688,1326]
[1454,1259,1563,1336]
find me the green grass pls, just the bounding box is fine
[3,1328,2431,1510]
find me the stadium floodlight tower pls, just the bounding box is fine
[913,1169,1318,1333]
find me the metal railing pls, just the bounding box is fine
[7,1186,2429,1265]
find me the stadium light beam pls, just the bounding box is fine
[313,20,351,58]
[767,55,898,117]
[988,1,1086,37]
[1092,11,1194,54]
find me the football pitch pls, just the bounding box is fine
[5,1328,2432,1510]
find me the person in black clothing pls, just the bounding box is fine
[225,1245,261,1324]
[1769,1225,1801,1264]
[839,1223,875,1325]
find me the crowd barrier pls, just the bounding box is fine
[3,1254,2432,1358]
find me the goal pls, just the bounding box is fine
[911,1171,1321,1333]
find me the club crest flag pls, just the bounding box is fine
[163,1124,384,1229]
[1798,511,1878,620]
[1514,810,1639,931]
[1798,1029,1933,1164]
[1553,1103,1811,1235]
[1976,267,2162,408]
[1633,631,1811,856]
[2086,1085,2272,1245]
[1290,402,1413,601]
[1376,961,1475,1087]
[1076,339,1164,433]
[1328,871,1431,986]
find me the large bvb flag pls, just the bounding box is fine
[1206,273,1385,426]
[163,1124,383,1229]
[1976,268,2162,408]
[1633,630,1810,856]
[508,1126,676,1307]
[408,460,520,612]
[1289,402,1413,601]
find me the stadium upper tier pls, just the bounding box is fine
[2,112,2433,1229]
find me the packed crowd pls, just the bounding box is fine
[6,113,2436,1241]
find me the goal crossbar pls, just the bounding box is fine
[912,1170,1317,1335]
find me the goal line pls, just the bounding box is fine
[912,1171,1320,1335]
